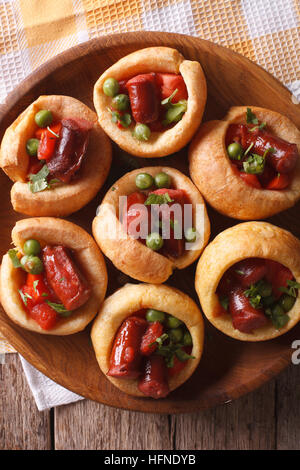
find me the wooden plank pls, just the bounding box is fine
[276,364,300,450]
[0,354,51,450]
[173,380,276,450]
[54,399,173,450]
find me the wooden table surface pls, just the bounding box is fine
[1,353,299,450]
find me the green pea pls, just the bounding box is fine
[35,110,53,128]
[146,232,163,251]
[257,280,272,298]
[168,327,183,343]
[183,330,193,346]
[111,94,130,111]
[20,255,43,274]
[135,173,154,190]
[146,309,165,323]
[103,78,120,97]
[279,294,296,313]
[26,138,40,157]
[227,142,243,160]
[166,315,182,329]
[185,227,197,243]
[133,123,151,141]
[23,239,41,256]
[154,172,171,189]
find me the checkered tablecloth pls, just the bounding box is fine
[0,0,299,354]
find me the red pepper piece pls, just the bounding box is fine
[138,354,170,399]
[26,273,52,303]
[229,287,269,333]
[29,303,58,330]
[42,245,91,311]
[126,73,160,123]
[156,73,188,103]
[36,123,62,161]
[122,191,149,239]
[168,346,192,377]
[239,172,262,189]
[266,173,292,190]
[233,258,267,287]
[258,163,277,188]
[140,321,164,356]
[265,260,294,299]
[107,316,148,379]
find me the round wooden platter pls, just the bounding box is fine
[0,32,299,414]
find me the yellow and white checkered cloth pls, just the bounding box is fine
[0,0,299,353]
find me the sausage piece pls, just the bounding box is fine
[229,287,269,333]
[42,245,91,311]
[226,124,299,174]
[126,73,160,124]
[138,354,170,399]
[107,316,148,379]
[233,258,267,287]
[140,321,164,356]
[47,118,93,183]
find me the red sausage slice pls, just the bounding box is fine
[265,260,294,299]
[138,354,170,399]
[42,245,91,311]
[126,73,160,124]
[47,118,93,183]
[233,258,267,287]
[29,303,58,330]
[229,287,269,333]
[107,316,147,379]
[140,321,164,356]
[227,124,299,174]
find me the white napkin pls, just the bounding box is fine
[19,356,84,411]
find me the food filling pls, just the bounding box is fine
[102,73,188,141]
[26,109,93,193]
[120,171,197,259]
[8,239,91,330]
[107,308,194,399]
[226,108,299,190]
[216,257,300,333]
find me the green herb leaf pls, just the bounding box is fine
[28,164,50,193]
[161,88,178,106]
[8,249,22,268]
[45,301,72,317]
[18,289,32,306]
[246,107,259,125]
[144,192,174,206]
[243,153,265,175]
[162,100,187,126]
[279,280,300,298]
[33,279,39,293]
[220,297,229,311]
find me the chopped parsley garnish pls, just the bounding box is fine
[45,300,72,317]
[220,297,229,311]
[28,165,60,193]
[8,249,22,268]
[161,88,178,106]
[18,289,32,306]
[246,107,259,125]
[279,280,300,298]
[144,192,174,206]
[108,108,131,128]
[243,153,265,175]
[151,333,195,368]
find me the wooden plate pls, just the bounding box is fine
[0,32,299,413]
